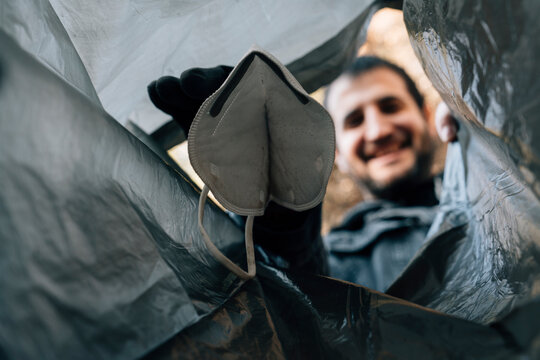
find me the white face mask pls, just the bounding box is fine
[188,47,335,279]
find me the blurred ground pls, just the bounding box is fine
[168,8,447,235]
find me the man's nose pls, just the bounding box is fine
[363,107,393,142]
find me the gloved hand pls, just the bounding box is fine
[148,64,328,275]
[147,65,233,135]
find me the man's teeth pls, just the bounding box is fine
[372,145,402,158]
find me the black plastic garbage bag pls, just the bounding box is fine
[0,30,247,359]
[3,0,540,358]
[146,264,540,359]
[0,0,394,132]
[387,0,540,325]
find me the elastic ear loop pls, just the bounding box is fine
[198,185,256,279]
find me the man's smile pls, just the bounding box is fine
[360,135,412,163]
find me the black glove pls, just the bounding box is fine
[149,64,327,275]
[147,65,233,135]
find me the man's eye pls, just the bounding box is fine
[379,100,401,114]
[344,114,363,129]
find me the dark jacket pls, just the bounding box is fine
[240,178,440,292]
[325,199,437,291]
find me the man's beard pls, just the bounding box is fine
[358,149,435,201]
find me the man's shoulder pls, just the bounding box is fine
[324,199,438,253]
[331,200,388,231]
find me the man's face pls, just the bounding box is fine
[326,67,434,197]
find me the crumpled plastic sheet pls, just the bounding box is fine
[0,30,247,359]
[145,264,540,359]
[0,0,394,133]
[387,0,540,325]
[3,0,540,358]
[0,0,101,106]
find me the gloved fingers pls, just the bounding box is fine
[179,65,233,100]
[147,65,233,135]
[147,76,199,131]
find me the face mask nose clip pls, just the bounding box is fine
[198,185,256,279]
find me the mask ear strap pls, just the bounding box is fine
[198,185,256,279]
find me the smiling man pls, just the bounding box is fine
[326,57,435,200]
[148,55,455,292]
[321,56,446,290]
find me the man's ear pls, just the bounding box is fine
[434,102,458,142]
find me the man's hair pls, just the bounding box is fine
[325,56,424,110]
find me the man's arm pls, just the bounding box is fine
[243,202,328,275]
